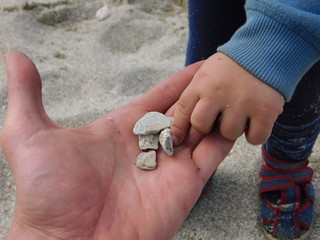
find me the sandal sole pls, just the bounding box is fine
[261,224,312,240]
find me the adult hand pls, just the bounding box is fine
[1,51,234,240]
[171,52,285,146]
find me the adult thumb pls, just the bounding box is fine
[2,51,53,140]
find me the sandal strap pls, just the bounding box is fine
[260,164,313,194]
[262,146,309,171]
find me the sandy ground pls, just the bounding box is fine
[1,1,320,239]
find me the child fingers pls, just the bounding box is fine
[190,99,221,134]
[171,91,199,145]
[245,118,274,145]
[219,110,248,141]
[182,126,205,151]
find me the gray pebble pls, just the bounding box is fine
[159,128,174,156]
[133,112,171,135]
[136,150,157,170]
[139,134,159,150]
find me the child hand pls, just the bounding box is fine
[171,52,285,145]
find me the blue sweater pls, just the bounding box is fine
[217,0,320,101]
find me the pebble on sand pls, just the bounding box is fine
[96,5,110,21]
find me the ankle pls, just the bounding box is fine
[262,146,309,172]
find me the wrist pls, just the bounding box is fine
[217,9,319,101]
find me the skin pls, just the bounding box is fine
[171,52,285,146]
[1,51,234,240]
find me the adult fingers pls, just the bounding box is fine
[192,130,234,183]
[130,61,203,113]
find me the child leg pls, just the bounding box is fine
[186,0,246,66]
[261,61,320,240]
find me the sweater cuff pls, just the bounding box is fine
[217,10,319,101]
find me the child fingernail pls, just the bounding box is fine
[172,135,180,146]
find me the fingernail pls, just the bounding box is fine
[172,135,181,146]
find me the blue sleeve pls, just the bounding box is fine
[217,0,320,101]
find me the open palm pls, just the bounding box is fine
[1,51,234,240]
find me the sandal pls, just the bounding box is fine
[259,161,314,240]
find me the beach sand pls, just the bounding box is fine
[1,1,320,239]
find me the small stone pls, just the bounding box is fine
[138,134,159,150]
[136,150,157,170]
[133,112,171,135]
[159,128,174,156]
[96,5,110,21]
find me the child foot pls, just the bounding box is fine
[259,151,314,240]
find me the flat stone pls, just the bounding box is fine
[159,128,174,156]
[138,134,159,150]
[136,150,157,170]
[133,112,171,135]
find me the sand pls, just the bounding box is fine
[0,1,320,239]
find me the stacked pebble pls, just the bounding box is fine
[133,112,174,170]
